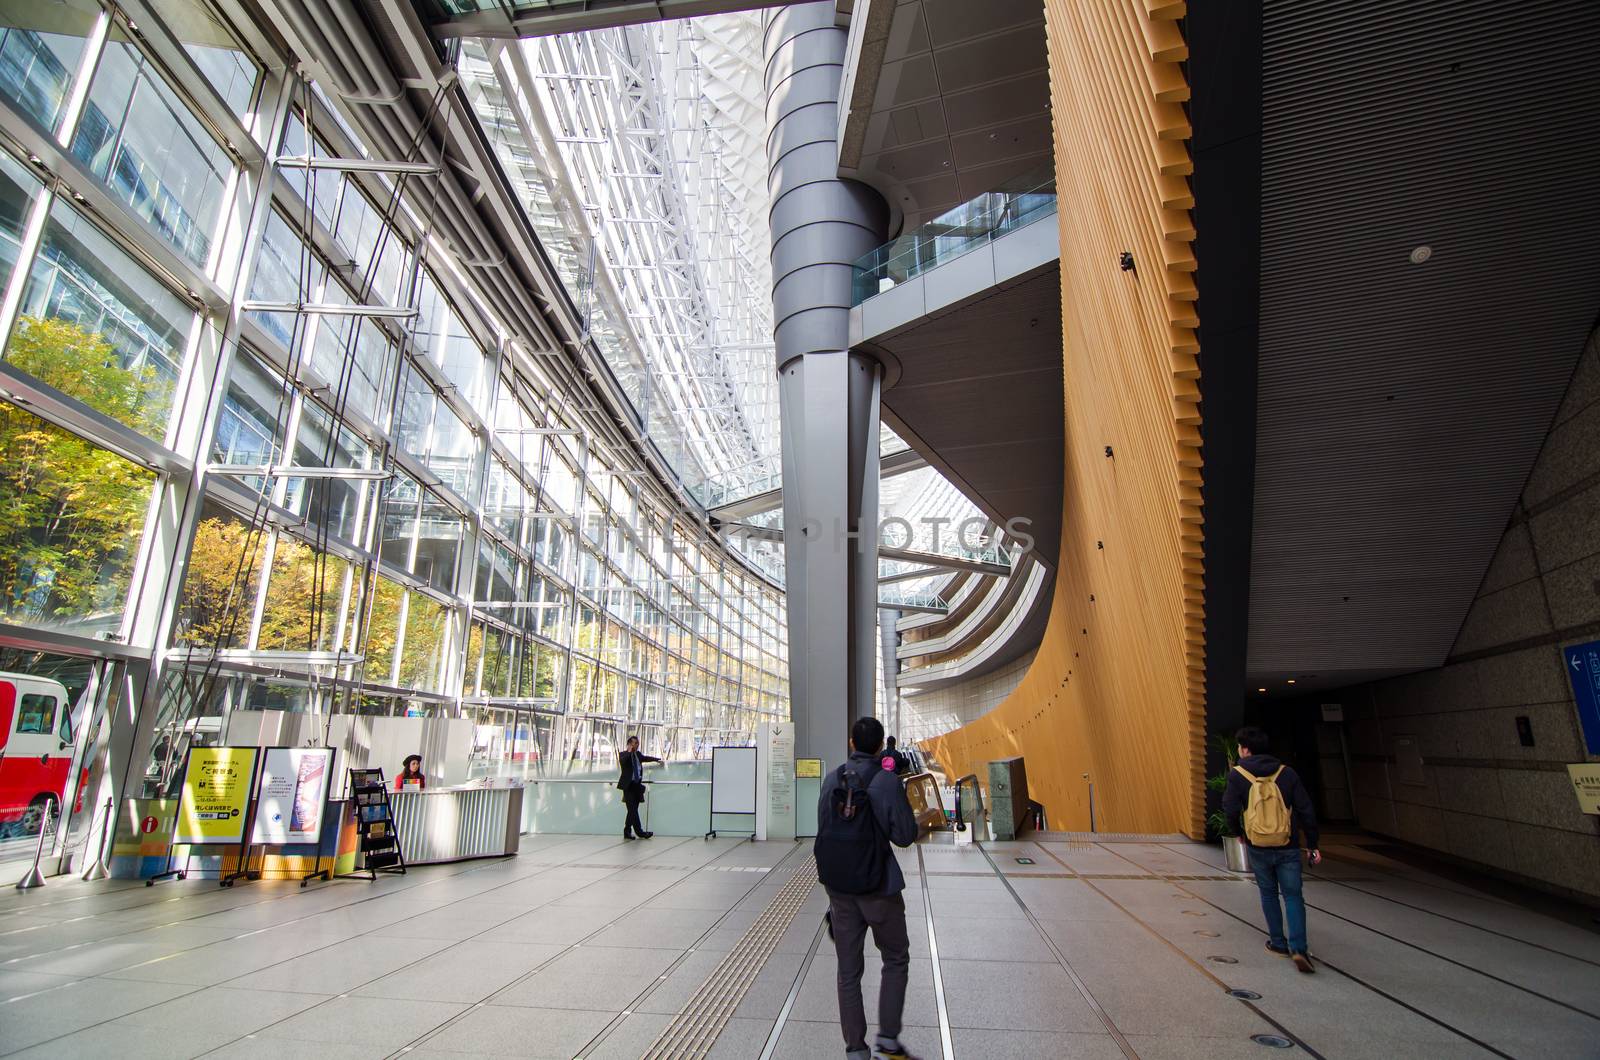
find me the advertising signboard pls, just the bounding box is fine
[251,748,335,845]
[173,747,259,845]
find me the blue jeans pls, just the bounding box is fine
[1247,845,1307,954]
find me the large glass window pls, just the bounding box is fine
[0,400,157,635]
[277,115,339,232]
[143,0,259,120]
[331,180,407,305]
[286,401,368,545]
[306,279,390,424]
[13,200,195,440]
[0,0,98,133]
[70,28,235,267]
[175,503,265,648]
[0,149,41,291]
[414,271,488,408]
[247,210,310,349]
[257,536,348,653]
[212,350,287,490]
[414,489,461,593]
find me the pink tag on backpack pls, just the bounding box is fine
[882,756,895,771]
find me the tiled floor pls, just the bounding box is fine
[1,832,1597,1058]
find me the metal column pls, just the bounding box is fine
[764,3,888,763]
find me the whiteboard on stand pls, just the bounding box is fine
[710,746,758,815]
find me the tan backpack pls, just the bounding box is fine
[1235,765,1291,846]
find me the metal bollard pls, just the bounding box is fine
[15,801,55,891]
[82,798,114,882]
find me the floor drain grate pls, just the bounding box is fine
[1252,1033,1294,1049]
[1207,955,1239,964]
[1228,988,1262,1000]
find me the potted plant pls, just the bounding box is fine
[1206,734,1249,872]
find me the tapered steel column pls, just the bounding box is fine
[765,3,889,764]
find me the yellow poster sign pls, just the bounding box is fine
[1569,764,1600,816]
[795,758,823,779]
[175,747,259,844]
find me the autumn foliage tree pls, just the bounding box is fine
[0,317,163,630]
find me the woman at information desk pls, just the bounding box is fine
[395,754,426,790]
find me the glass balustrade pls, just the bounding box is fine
[853,166,1057,305]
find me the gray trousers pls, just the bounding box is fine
[828,890,910,1053]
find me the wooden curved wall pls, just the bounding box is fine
[922,0,1204,836]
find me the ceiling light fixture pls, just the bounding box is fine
[1409,245,1432,264]
[1257,688,1266,693]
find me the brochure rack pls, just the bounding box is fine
[345,768,406,879]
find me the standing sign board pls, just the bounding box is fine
[252,748,335,845]
[757,722,795,841]
[174,747,259,845]
[1561,640,1600,755]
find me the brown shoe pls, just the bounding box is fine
[1291,952,1315,974]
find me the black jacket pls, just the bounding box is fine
[815,750,919,895]
[1221,754,1320,850]
[617,750,660,802]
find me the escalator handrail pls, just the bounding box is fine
[952,773,982,832]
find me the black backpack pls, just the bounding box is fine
[814,765,888,894]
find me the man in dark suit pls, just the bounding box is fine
[617,735,661,839]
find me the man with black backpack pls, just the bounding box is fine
[1222,726,1323,973]
[814,716,920,1060]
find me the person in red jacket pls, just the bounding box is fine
[395,754,426,790]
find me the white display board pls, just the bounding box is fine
[709,745,758,815]
[251,747,335,844]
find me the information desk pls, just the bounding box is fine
[388,783,523,864]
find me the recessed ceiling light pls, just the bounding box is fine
[1287,679,1296,685]
[1257,687,1267,693]
[1409,245,1432,264]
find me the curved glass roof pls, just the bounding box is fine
[459,13,779,507]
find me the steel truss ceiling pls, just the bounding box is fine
[460,13,778,506]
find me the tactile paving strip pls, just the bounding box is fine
[641,855,818,1059]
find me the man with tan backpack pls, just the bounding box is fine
[1222,726,1323,973]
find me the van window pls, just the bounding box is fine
[17,694,57,735]
[59,703,73,744]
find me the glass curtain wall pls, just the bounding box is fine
[0,0,787,874]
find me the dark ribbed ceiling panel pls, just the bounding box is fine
[1247,0,1600,687]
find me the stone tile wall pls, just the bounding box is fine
[1329,330,1600,898]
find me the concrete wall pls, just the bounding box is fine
[897,650,1036,746]
[1325,329,1600,899]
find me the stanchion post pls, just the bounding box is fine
[82,797,114,881]
[1083,773,1096,834]
[15,801,55,891]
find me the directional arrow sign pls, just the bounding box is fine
[1561,640,1600,755]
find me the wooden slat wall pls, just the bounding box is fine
[922,0,1203,837]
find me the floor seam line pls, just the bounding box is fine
[917,845,957,1060]
[970,842,1140,1059]
[1099,842,1513,1060]
[2,836,646,1053]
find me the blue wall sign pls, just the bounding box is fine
[1562,640,1600,755]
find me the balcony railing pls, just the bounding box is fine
[852,166,1056,306]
